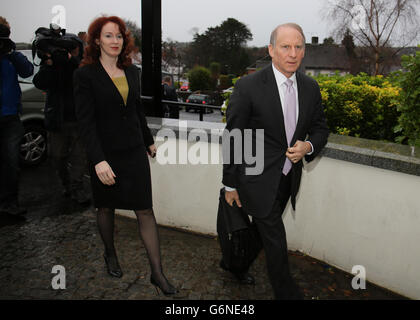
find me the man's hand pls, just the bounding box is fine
[45,53,53,66]
[147,144,157,158]
[225,189,242,207]
[95,161,116,186]
[286,140,312,164]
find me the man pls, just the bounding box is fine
[0,17,34,217]
[162,76,179,119]
[222,23,329,299]
[33,34,90,205]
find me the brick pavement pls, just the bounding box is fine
[0,161,408,300]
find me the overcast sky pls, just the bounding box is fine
[1,0,335,46]
[1,0,419,47]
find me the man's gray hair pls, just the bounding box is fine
[270,23,306,47]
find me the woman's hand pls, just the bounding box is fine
[147,144,157,158]
[95,161,116,185]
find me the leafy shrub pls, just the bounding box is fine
[393,47,420,148]
[221,76,241,122]
[219,75,232,89]
[188,66,212,92]
[315,73,401,141]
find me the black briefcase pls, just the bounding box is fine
[217,188,263,274]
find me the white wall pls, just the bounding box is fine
[117,137,420,299]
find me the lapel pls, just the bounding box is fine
[262,66,288,147]
[291,71,307,145]
[124,66,135,107]
[94,61,133,106]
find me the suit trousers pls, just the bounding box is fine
[253,173,302,300]
[48,121,87,190]
[0,115,24,208]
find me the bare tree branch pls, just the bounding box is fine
[324,0,420,75]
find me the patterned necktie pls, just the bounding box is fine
[282,79,297,175]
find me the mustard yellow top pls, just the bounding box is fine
[112,76,129,106]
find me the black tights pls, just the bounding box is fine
[97,207,174,291]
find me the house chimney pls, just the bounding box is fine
[311,36,319,45]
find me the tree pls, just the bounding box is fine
[188,66,212,91]
[219,74,232,90]
[209,62,221,89]
[188,18,253,75]
[162,39,177,70]
[341,29,361,74]
[124,19,141,49]
[323,37,336,45]
[325,0,420,75]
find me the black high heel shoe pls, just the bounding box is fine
[103,253,123,278]
[150,275,179,296]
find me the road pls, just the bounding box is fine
[179,109,224,123]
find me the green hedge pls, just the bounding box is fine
[314,73,401,141]
[393,48,420,148]
[223,71,416,145]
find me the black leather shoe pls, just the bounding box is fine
[220,260,255,285]
[234,272,255,285]
[103,253,123,278]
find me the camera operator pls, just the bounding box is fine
[33,32,90,206]
[162,76,179,119]
[0,17,34,217]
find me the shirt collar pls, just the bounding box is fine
[272,63,297,87]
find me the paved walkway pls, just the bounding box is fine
[0,161,407,300]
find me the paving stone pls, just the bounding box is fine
[0,161,409,300]
[188,291,202,300]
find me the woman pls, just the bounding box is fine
[73,16,178,295]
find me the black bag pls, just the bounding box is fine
[217,188,263,274]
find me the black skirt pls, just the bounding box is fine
[89,146,152,210]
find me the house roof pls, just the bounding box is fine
[253,44,351,71]
[301,44,350,70]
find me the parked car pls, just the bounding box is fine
[223,87,234,94]
[18,50,47,166]
[180,81,189,91]
[185,94,215,114]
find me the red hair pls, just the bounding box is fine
[80,16,134,68]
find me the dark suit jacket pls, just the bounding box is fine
[73,62,154,166]
[222,65,329,218]
[33,57,79,130]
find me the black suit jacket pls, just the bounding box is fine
[73,62,154,166]
[222,65,329,218]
